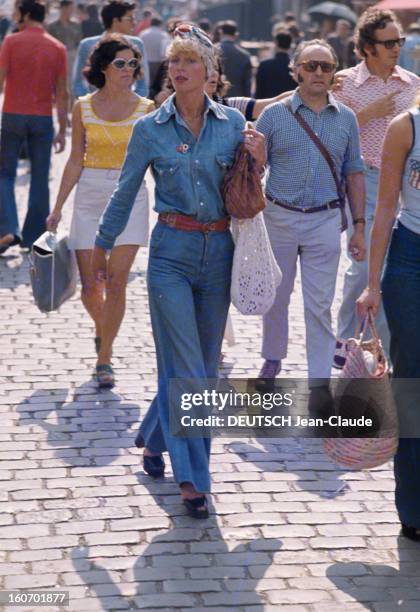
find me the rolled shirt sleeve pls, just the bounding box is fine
[255,105,274,165]
[95,120,151,250]
[342,110,364,176]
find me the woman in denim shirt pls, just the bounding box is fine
[92,25,266,518]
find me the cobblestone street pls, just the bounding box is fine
[1,147,420,611]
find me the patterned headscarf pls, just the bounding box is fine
[171,23,216,76]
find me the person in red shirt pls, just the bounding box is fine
[0,0,68,253]
[134,7,152,36]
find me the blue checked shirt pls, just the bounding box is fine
[255,89,364,209]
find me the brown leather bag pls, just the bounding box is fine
[221,143,266,219]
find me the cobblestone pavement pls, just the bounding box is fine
[1,148,420,612]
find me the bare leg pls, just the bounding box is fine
[76,249,105,337]
[97,244,139,366]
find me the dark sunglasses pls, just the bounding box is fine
[297,60,336,73]
[368,37,406,49]
[111,58,139,70]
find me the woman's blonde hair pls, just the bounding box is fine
[166,37,214,77]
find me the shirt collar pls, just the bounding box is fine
[291,88,340,113]
[353,60,413,87]
[154,92,229,124]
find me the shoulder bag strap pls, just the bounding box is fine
[284,100,348,231]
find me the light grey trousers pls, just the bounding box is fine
[262,201,342,381]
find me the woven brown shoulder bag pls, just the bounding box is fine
[221,143,266,219]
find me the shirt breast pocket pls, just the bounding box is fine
[153,159,180,194]
[216,154,235,179]
[328,128,349,159]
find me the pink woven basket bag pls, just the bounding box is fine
[324,311,398,470]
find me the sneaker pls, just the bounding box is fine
[255,360,281,392]
[333,339,347,370]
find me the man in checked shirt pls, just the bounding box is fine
[334,8,420,367]
[255,39,365,401]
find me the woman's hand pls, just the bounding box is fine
[91,246,108,283]
[356,287,381,318]
[46,210,62,232]
[242,124,266,170]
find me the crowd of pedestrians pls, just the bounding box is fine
[0,1,419,537]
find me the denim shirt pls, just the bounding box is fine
[72,35,149,98]
[95,93,245,250]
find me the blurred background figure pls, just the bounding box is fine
[216,19,252,96]
[327,19,356,70]
[255,26,296,98]
[47,0,81,108]
[148,16,181,103]
[0,11,11,44]
[399,22,420,76]
[134,6,151,36]
[81,2,102,38]
[197,17,211,36]
[75,2,86,25]
[0,0,68,253]
[72,0,149,98]
[140,14,169,85]
[287,23,304,52]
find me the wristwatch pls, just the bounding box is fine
[352,217,366,226]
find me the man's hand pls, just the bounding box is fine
[242,124,266,170]
[365,90,402,121]
[91,246,108,283]
[331,73,346,94]
[348,228,366,262]
[53,131,66,153]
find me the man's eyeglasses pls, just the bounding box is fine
[368,37,406,49]
[111,58,139,70]
[120,16,135,23]
[297,60,336,73]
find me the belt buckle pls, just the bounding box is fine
[204,222,215,233]
[166,213,177,228]
[301,207,308,213]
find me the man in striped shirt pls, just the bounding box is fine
[334,8,419,365]
[255,39,365,393]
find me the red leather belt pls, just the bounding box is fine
[266,195,342,213]
[158,212,230,233]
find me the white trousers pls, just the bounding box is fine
[262,201,342,381]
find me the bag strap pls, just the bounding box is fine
[356,309,380,343]
[284,100,348,231]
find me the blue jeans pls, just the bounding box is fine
[0,113,54,247]
[382,222,420,528]
[136,223,234,493]
[337,165,390,354]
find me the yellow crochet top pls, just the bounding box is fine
[79,93,155,169]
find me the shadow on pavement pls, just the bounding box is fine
[70,516,283,610]
[326,536,420,609]
[14,387,141,467]
[227,439,351,499]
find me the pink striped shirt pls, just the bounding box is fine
[335,61,420,169]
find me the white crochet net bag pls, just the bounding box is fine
[231,214,282,315]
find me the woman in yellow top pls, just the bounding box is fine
[47,35,154,388]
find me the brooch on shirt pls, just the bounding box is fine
[176,143,190,154]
